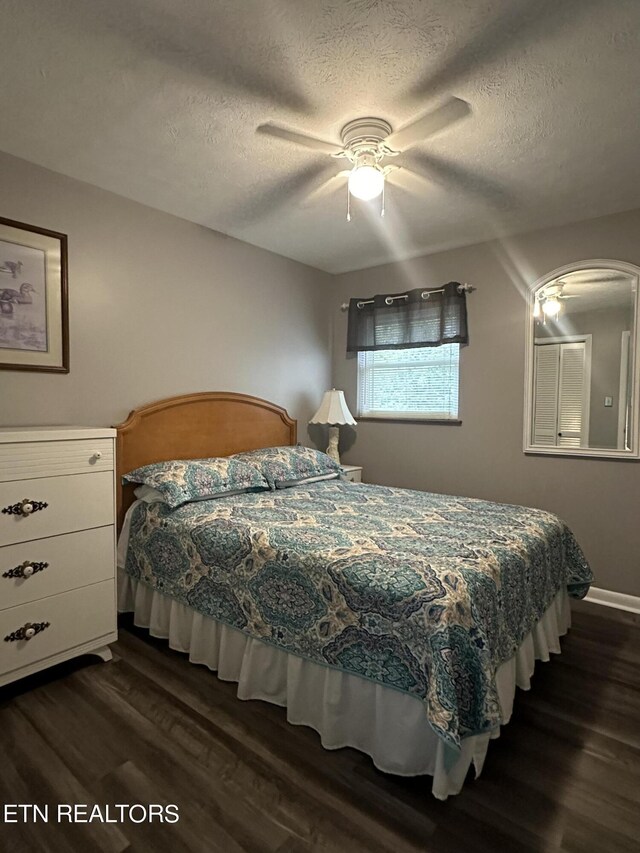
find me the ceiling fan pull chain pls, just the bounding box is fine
[380,182,385,218]
[346,185,351,222]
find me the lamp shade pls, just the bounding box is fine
[309,389,357,426]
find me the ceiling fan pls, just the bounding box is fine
[534,280,580,321]
[257,97,472,219]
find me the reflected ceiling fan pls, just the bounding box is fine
[257,97,471,219]
[534,280,580,321]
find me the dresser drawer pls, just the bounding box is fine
[0,471,114,546]
[0,438,114,482]
[0,579,116,683]
[0,527,115,611]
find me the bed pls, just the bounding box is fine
[115,392,592,799]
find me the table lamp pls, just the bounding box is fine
[309,389,357,465]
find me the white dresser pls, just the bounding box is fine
[0,426,117,686]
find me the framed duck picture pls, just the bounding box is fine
[0,216,69,372]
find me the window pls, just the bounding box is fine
[357,344,460,420]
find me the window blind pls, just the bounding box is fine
[357,344,460,420]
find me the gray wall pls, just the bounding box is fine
[3,147,638,598]
[331,208,640,598]
[538,305,633,448]
[0,151,332,428]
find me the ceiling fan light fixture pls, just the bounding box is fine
[255,99,473,223]
[348,164,385,200]
[542,296,562,319]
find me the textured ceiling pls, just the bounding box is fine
[550,270,635,313]
[1,0,640,273]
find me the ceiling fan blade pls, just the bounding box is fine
[305,171,350,204]
[86,1,312,114]
[257,123,344,156]
[226,163,331,228]
[384,98,471,152]
[402,152,516,210]
[408,0,599,103]
[385,166,432,194]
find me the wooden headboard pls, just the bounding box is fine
[113,392,297,530]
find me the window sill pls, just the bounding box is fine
[357,417,462,426]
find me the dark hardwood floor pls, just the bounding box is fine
[1,605,639,853]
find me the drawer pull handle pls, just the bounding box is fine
[4,621,50,643]
[2,561,49,579]
[2,499,49,517]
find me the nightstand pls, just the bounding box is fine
[340,464,363,483]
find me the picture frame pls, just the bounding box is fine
[0,215,69,373]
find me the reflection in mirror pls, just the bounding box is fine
[527,264,639,456]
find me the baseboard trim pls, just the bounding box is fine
[584,587,640,615]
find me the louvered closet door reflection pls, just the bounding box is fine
[533,344,560,445]
[557,342,587,447]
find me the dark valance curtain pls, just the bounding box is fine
[346,281,469,353]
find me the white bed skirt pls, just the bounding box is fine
[118,569,570,799]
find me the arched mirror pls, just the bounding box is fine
[524,260,640,458]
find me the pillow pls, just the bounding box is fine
[123,457,269,509]
[133,481,255,505]
[275,472,340,490]
[134,484,165,503]
[231,446,340,489]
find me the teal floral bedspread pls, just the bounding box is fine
[122,481,592,755]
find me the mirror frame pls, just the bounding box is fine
[524,259,640,460]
